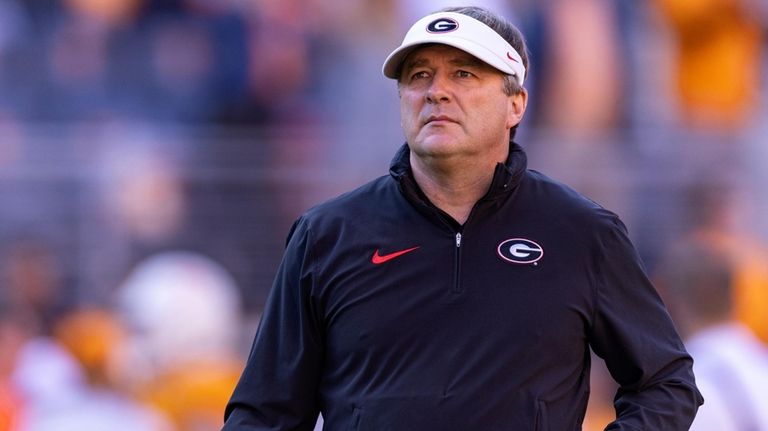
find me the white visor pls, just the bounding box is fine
[382,12,526,86]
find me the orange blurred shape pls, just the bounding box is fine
[0,385,22,431]
[63,0,144,25]
[53,309,125,385]
[143,359,242,430]
[655,0,762,129]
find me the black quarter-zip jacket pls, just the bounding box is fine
[224,143,703,430]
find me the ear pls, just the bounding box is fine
[506,88,528,129]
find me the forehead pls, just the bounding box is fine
[401,44,489,70]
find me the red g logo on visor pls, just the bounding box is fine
[427,18,459,33]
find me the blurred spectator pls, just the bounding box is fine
[144,16,217,122]
[653,0,764,130]
[44,15,111,121]
[1,237,69,335]
[54,308,129,389]
[12,331,171,431]
[239,1,310,123]
[114,251,243,430]
[2,237,173,431]
[98,140,186,244]
[535,0,625,138]
[677,182,768,344]
[656,243,768,430]
[18,307,174,431]
[0,0,255,124]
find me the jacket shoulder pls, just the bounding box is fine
[521,169,623,231]
[297,175,397,233]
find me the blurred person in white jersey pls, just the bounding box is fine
[657,243,768,430]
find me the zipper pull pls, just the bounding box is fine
[456,232,462,248]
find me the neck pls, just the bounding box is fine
[410,153,502,225]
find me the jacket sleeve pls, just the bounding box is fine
[223,216,323,430]
[588,214,703,430]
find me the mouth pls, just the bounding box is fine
[424,115,458,125]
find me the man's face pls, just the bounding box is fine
[398,44,524,163]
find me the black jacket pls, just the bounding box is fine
[224,143,702,430]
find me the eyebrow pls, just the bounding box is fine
[402,54,485,73]
[448,57,485,68]
[403,58,429,72]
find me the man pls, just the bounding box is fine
[224,6,702,430]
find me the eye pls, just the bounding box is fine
[410,70,430,81]
[455,70,474,78]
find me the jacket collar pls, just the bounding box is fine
[389,141,528,208]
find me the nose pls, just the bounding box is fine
[425,73,451,104]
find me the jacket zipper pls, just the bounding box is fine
[452,232,462,293]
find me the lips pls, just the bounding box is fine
[424,115,458,125]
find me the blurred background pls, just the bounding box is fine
[0,0,766,430]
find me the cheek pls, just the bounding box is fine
[485,95,513,123]
[399,97,421,130]
[466,95,503,120]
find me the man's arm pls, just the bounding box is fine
[589,215,703,430]
[223,217,323,430]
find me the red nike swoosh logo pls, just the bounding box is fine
[371,246,420,264]
[507,52,519,63]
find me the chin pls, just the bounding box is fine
[412,130,464,152]
[411,137,461,157]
